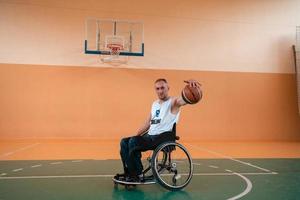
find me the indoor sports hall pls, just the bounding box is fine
[1,0,300,199]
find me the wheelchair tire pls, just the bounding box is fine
[151,142,193,191]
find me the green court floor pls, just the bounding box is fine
[0,158,299,200]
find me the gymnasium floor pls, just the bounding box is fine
[1,140,300,200]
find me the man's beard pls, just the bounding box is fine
[159,94,169,101]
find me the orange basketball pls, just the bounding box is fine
[182,85,202,104]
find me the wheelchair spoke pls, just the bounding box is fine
[151,142,193,191]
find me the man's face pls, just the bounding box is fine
[155,81,169,100]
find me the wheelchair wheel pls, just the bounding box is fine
[151,142,193,191]
[143,149,168,179]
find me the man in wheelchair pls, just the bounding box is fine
[116,78,201,182]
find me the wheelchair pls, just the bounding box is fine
[113,124,193,191]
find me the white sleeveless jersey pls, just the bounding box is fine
[147,97,180,136]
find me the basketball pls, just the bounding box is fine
[182,85,202,104]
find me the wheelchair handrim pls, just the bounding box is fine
[152,142,193,190]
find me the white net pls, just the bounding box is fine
[100,35,128,65]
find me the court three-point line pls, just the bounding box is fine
[186,143,275,173]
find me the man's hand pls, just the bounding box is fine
[184,79,202,88]
[171,79,202,112]
[136,113,151,136]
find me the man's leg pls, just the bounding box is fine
[152,131,174,148]
[120,137,131,175]
[127,137,143,176]
[127,135,154,176]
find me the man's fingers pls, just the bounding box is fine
[184,79,202,88]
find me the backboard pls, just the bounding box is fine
[84,19,144,57]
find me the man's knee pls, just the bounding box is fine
[120,137,130,149]
[128,137,138,149]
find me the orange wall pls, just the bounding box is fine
[0,0,299,73]
[1,1,299,142]
[0,63,299,141]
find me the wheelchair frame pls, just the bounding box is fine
[114,124,194,191]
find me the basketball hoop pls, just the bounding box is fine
[107,43,123,56]
[100,36,128,65]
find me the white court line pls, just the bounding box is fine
[0,173,7,176]
[0,172,276,180]
[0,174,113,179]
[31,164,42,168]
[226,171,253,200]
[71,160,83,163]
[193,163,202,166]
[193,172,275,176]
[186,143,274,173]
[0,143,41,158]
[50,162,63,165]
[209,165,219,169]
[12,168,23,172]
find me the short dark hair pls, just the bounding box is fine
[154,78,168,84]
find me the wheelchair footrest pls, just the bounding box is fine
[113,177,156,185]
